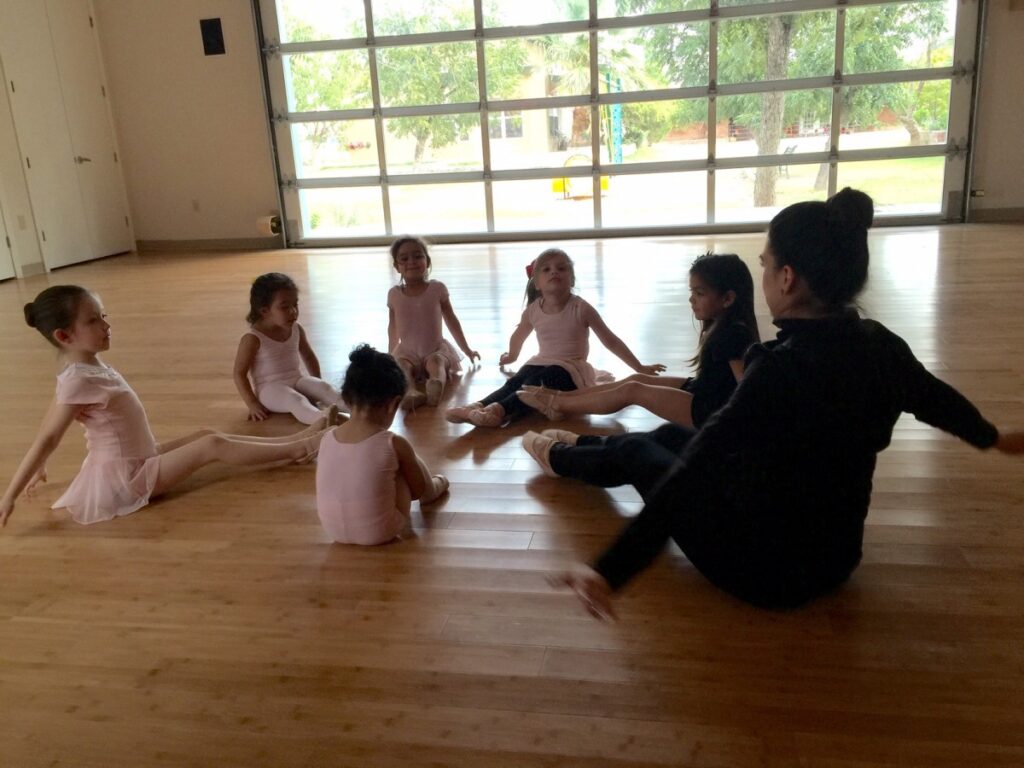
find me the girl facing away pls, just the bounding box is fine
[444,247,665,428]
[1,286,333,528]
[315,344,448,545]
[532,188,1024,617]
[387,236,480,410]
[518,252,759,430]
[234,272,344,425]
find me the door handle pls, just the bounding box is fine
[74,155,92,164]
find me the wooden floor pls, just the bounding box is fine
[1,226,1023,767]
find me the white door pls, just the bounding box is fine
[0,0,93,269]
[46,0,133,259]
[0,199,16,281]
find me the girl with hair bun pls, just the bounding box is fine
[2,286,334,528]
[315,344,448,545]
[539,188,1024,617]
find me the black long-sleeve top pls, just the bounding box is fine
[594,313,998,602]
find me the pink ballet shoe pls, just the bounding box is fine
[466,403,505,428]
[516,386,565,421]
[446,402,483,424]
[425,378,444,407]
[522,431,559,477]
[540,428,580,446]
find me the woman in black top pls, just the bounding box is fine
[517,252,759,429]
[549,188,1024,615]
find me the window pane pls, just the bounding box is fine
[717,89,831,159]
[484,1,587,27]
[284,51,371,112]
[302,187,385,237]
[292,120,379,178]
[598,99,708,165]
[492,179,595,231]
[489,106,594,170]
[377,42,478,107]
[484,33,590,100]
[389,183,487,233]
[383,114,482,173]
[602,172,707,227]
[598,23,709,91]
[276,0,365,43]
[718,12,835,84]
[597,0,710,16]
[372,0,474,34]
[839,82,950,150]
[835,158,944,214]
[715,166,828,223]
[845,2,955,75]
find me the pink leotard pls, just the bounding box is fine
[51,362,161,524]
[315,430,405,545]
[387,281,461,374]
[523,295,611,388]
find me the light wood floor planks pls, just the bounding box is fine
[1,225,1023,767]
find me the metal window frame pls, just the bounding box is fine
[255,0,980,246]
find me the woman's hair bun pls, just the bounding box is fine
[23,302,37,328]
[827,187,874,232]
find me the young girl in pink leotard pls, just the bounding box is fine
[234,272,344,425]
[387,236,479,410]
[315,344,448,545]
[1,286,332,528]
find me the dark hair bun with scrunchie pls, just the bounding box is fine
[341,343,407,407]
[826,187,874,234]
[24,285,91,348]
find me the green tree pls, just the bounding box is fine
[375,2,527,164]
[616,0,948,205]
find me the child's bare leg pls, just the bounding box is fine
[397,358,427,409]
[151,432,319,496]
[411,452,448,503]
[523,381,695,427]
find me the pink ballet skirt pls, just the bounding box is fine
[51,362,161,525]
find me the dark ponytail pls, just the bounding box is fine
[767,187,874,310]
[24,285,91,348]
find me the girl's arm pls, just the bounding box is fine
[584,304,666,376]
[391,434,428,499]
[388,306,399,352]
[232,334,269,421]
[297,324,323,379]
[499,310,534,366]
[440,298,480,362]
[729,359,745,382]
[1,398,83,527]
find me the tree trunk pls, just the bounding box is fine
[898,115,924,146]
[753,16,793,208]
[413,134,429,164]
[571,106,590,147]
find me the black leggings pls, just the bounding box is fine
[549,423,696,502]
[479,364,576,421]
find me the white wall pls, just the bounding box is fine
[93,0,279,243]
[971,0,1024,215]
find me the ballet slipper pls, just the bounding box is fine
[401,390,427,411]
[466,403,505,428]
[446,402,483,423]
[516,387,565,421]
[521,431,559,477]
[425,378,444,407]
[540,428,580,446]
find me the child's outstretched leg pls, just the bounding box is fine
[424,352,449,407]
[396,357,427,410]
[519,380,695,428]
[294,376,346,413]
[257,381,331,425]
[151,430,323,497]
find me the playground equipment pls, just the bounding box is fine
[551,154,610,199]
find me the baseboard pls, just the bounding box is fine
[136,237,282,252]
[969,207,1024,223]
[19,261,46,277]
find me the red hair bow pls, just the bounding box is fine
[525,263,534,278]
